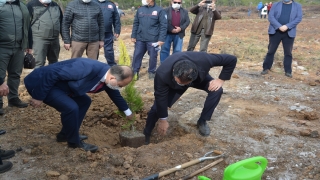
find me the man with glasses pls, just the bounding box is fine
[160,0,190,63]
[143,52,237,144]
[24,58,134,153]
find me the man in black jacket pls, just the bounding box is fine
[144,52,237,144]
[62,0,104,60]
[160,0,190,63]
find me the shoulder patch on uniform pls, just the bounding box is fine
[152,11,158,16]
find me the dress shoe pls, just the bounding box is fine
[0,160,13,173]
[197,121,211,137]
[0,149,15,160]
[68,141,98,153]
[261,69,269,75]
[285,72,292,78]
[8,98,28,108]
[56,133,88,142]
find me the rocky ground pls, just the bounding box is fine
[0,6,319,180]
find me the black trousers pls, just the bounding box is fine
[263,31,295,73]
[144,75,223,136]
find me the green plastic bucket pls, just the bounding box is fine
[223,156,268,180]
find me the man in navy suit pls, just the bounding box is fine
[24,58,134,152]
[144,52,237,144]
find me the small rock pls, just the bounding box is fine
[86,151,92,157]
[310,131,319,138]
[232,74,239,79]
[25,149,32,154]
[22,158,29,164]
[185,153,193,159]
[274,97,280,101]
[58,174,68,180]
[46,171,60,177]
[123,161,131,169]
[299,129,311,136]
[16,147,23,152]
[90,162,98,168]
[309,82,317,86]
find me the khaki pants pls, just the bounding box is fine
[71,41,99,60]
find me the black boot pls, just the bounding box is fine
[8,98,28,108]
[0,158,13,174]
[0,149,15,160]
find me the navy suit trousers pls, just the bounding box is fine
[144,75,223,136]
[263,31,295,73]
[132,41,158,74]
[103,32,116,66]
[43,86,91,144]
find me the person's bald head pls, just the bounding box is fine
[107,65,134,87]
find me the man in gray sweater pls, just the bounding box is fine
[62,0,105,59]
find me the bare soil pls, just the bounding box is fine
[1,6,319,180]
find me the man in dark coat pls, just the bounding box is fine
[144,52,237,144]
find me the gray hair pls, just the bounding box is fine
[109,65,134,81]
[172,60,198,83]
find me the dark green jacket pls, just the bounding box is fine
[0,0,31,50]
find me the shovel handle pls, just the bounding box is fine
[181,158,224,180]
[158,159,201,177]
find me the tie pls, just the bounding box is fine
[88,82,105,93]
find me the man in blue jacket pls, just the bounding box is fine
[131,0,167,79]
[96,0,121,66]
[24,59,134,152]
[261,0,302,78]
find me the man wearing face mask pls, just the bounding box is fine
[187,0,221,52]
[24,58,134,153]
[261,0,302,78]
[131,0,167,79]
[0,0,32,115]
[62,0,104,60]
[160,0,190,63]
[143,52,237,145]
[96,0,121,66]
[27,0,63,68]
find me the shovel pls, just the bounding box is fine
[142,150,224,180]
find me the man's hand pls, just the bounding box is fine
[208,79,224,91]
[64,44,71,51]
[174,26,182,33]
[114,33,119,38]
[99,41,104,49]
[198,0,206,7]
[279,25,288,32]
[25,49,33,54]
[126,114,133,120]
[131,38,136,43]
[157,120,169,135]
[0,83,9,96]
[157,41,164,46]
[29,98,43,108]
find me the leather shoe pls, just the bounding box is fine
[197,121,211,137]
[0,149,15,160]
[0,160,13,173]
[56,133,88,142]
[143,130,150,145]
[68,141,98,153]
[8,98,28,108]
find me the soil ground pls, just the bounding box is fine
[0,6,320,180]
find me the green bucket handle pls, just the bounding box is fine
[224,156,268,180]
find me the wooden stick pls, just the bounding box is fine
[180,158,224,180]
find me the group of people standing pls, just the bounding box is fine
[0,0,303,174]
[257,1,273,19]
